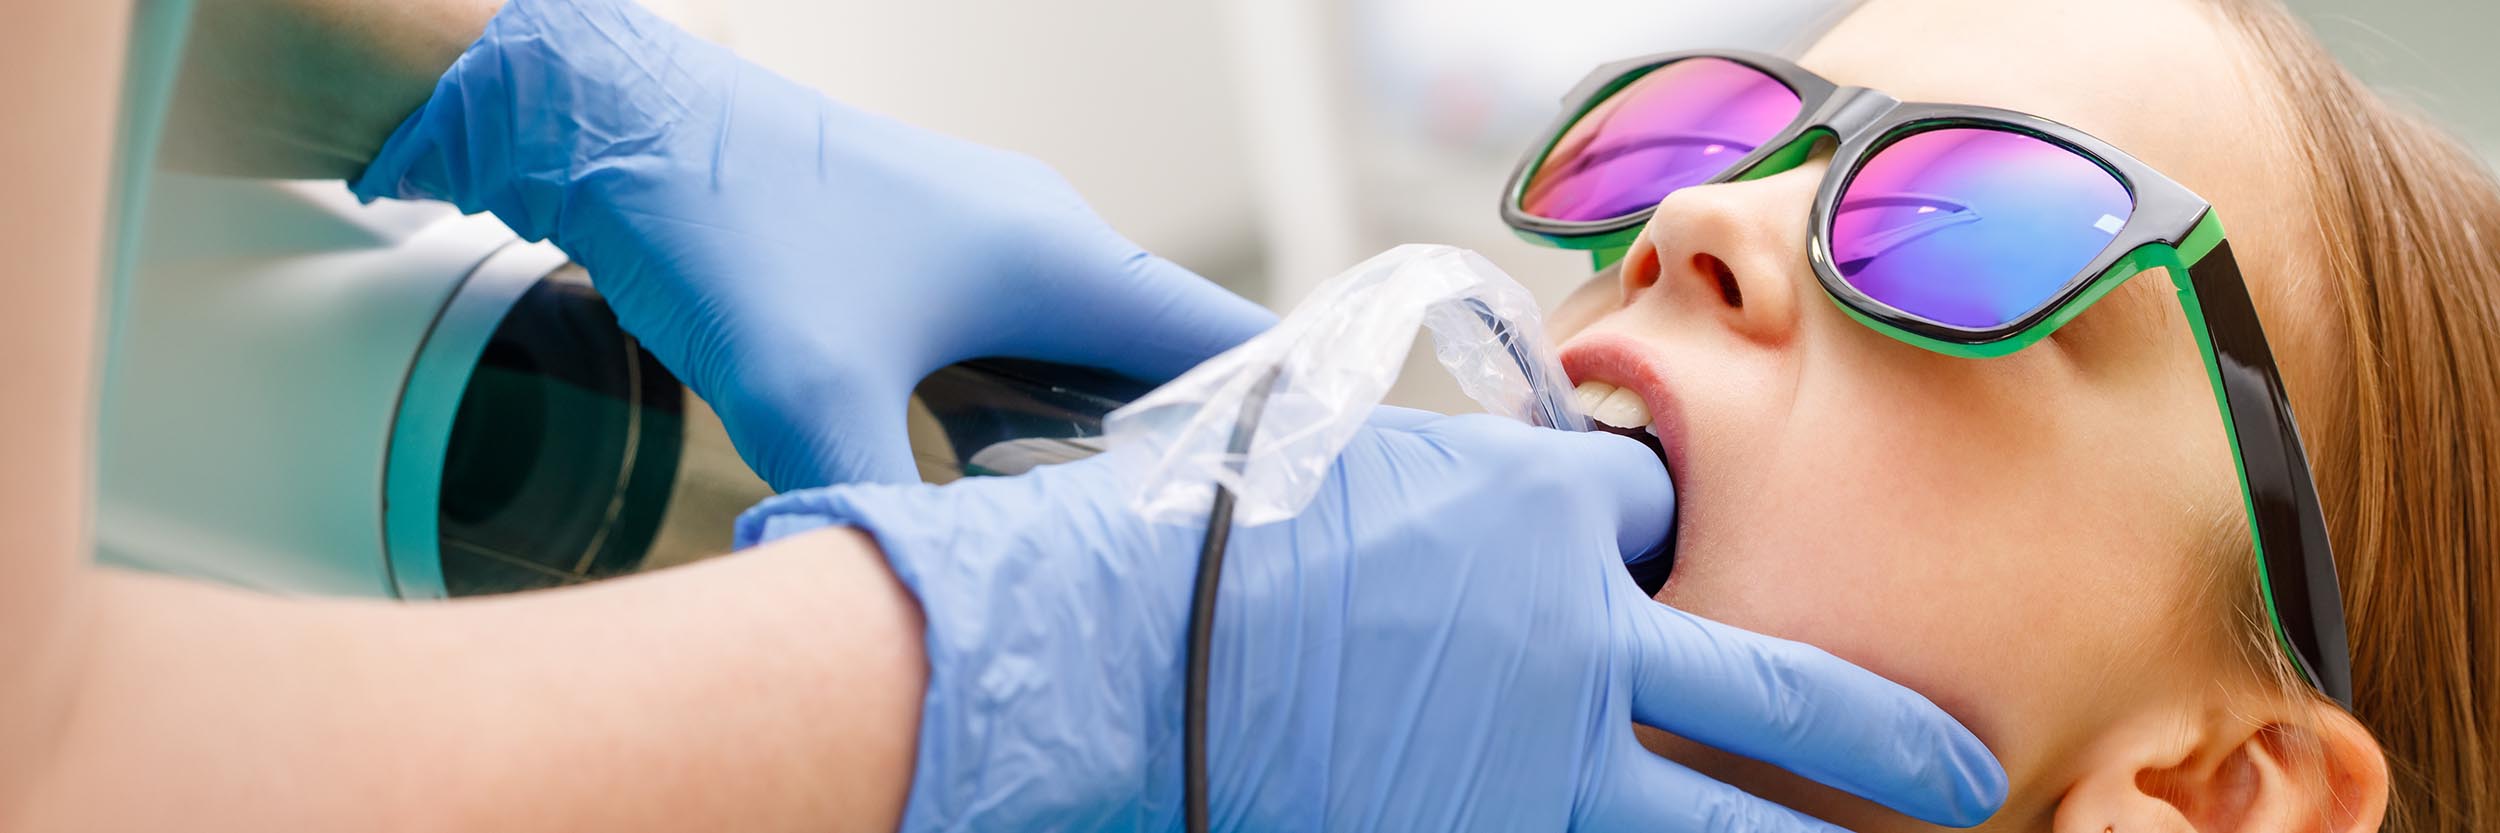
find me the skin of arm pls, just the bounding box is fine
[22,529,925,833]
[159,0,502,177]
[0,1,128,820]
[5,3,925,830]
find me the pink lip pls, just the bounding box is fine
[1558,332,1691,496]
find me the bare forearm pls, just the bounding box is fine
[161,0,499,177]
[0,0,126,816]
[15,528,923,833]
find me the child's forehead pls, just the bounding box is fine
[1797,0,2261,179]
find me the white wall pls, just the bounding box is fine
[2287,0,2500,164]
[660,0,1268,293]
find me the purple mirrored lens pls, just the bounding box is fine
[1519,58,1802,223]
[1831,128,2133,330]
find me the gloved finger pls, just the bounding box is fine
[720,387,924,491]
[1619,603,2007,827]
[1575,741,1848,833]
[1014,250,1277,383]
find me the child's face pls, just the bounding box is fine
[1541,0,2345,827]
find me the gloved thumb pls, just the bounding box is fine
[1405,415,1674,562]
[1549,428,1677,562]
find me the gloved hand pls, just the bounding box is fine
[738,410,2006,831]
[353,0,1274,490]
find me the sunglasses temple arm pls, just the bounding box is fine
[2173,238,2355,707]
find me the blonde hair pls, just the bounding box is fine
[2208,1,2500,829]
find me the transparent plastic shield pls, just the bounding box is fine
[1107,245,1583,526]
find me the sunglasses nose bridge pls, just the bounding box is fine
[1809,87,1902,144]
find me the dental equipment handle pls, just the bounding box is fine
[908,299,1581,479]
[1464,297,1583,430]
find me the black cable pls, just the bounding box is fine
[1180,308,1566,830]
[1185,365,1284,833]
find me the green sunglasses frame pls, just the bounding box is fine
[1502,50,2354,707]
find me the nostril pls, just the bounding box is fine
[1698,253,1742,308]
[1622,244,1664,294]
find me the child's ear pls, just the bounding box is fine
[2054,702,2386,833]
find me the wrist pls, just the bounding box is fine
[736,457,1202,828]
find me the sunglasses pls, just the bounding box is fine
[1502,50,2354,707]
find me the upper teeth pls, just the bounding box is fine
[1574,381,1653,431]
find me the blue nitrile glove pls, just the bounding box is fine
[737,409,2006,832]
[352,0,1274,490]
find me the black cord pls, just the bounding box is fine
[1185,365,1284,833]
[1180,306,1562,830]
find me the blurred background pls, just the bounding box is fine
[641,0,2498,411]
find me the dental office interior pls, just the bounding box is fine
[108,0,2497,601]
[78,0,2500,825]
